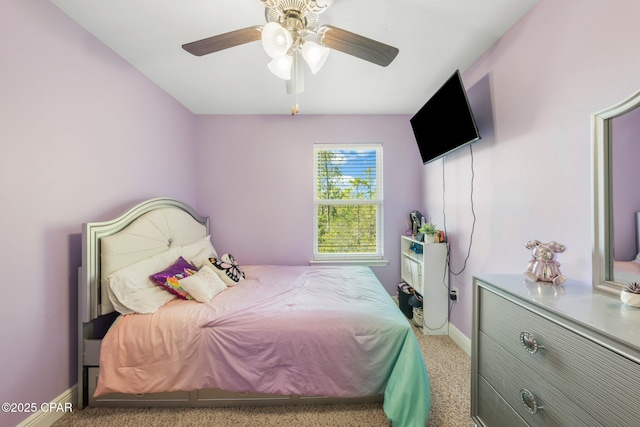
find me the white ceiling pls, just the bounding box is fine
[50,0,537,115]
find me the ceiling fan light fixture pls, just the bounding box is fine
[267,55,293,80]
[301,40,329,74]
[262,22,293,58]
[182,0,398,113]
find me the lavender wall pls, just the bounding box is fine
[1,1,197,425]
[194,115,424,291]
[425,0,640,339]
[612,109,640,261]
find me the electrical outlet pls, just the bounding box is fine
[449,288,459,302]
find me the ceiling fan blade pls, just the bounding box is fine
[182,26,262,56]
[320,25,399,67]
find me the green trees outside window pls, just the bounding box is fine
[314,146,382,256]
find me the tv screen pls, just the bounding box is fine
[410,70,481,164]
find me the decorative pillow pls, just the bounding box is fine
[178,265,228,303]
[150,257,197,299]
[104,237,216,315]
[206,253,245,286]
[105,247,182,315]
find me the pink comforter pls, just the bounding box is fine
[95,265,430,425]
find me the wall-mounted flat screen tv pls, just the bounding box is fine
[410,70,481,164]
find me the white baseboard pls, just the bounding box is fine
[16,385,77,427]
[448,323,471,357]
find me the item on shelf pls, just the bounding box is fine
[409,210,423,237]
[524,240,566,285]
[404,220,413,236]
[408,293,423,308]
[412,308,424,327]
[419,222,442,243]
[621,282,640,307]
[418,222,437,235]
[397,282,414,319]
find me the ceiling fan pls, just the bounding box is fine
[182,0,399,107]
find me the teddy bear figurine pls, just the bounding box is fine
[524,240,566,285]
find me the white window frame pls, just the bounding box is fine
[312,143,386,265]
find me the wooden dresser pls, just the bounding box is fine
[471,275,640,427]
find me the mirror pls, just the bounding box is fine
[593,89,640,294]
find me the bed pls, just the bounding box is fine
[78,197,430,427]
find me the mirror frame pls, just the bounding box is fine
[592,89,640,294]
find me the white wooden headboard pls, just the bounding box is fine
[80,197,209,322]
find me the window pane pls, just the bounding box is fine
[317,204,377,253]
[315,149,378,201]
[313,143,383,260]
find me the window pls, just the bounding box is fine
[313,144,384,263]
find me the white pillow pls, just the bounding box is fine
[105,236,218,314]
[180,235,218,268]
[178,265,227,303]
[105,247,182,315]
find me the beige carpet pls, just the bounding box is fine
[53,324,473,427]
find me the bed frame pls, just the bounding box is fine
[78,197,381,409]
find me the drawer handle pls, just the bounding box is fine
[519,389,543,414]
[519,331,543,354]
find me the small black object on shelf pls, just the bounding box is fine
[397,282,414,319]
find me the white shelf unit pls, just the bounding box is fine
[400,236,449,335]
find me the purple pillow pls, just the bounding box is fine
[150,256,197,300]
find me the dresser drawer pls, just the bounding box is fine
[479,332,600,427]
[478,286,640,426]
[474,375,527,427]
